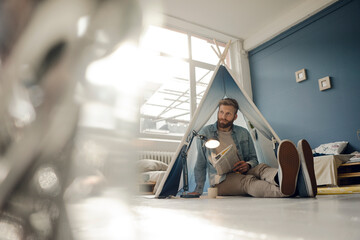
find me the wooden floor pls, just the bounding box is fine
[318,184,360,194]
[67,189,360,240]
[132,194,360,240]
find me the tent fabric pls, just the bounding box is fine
[155,64,281,198]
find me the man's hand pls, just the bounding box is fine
[232,161,250,173]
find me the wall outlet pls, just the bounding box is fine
[357,129,360,140]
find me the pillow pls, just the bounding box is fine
[313,141,348,155]
[137,159,168,172]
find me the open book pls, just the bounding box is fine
[211,144,239,175]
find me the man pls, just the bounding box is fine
[191,98,317,198]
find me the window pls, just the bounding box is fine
[140,26,228,138]
[81,25,230,138]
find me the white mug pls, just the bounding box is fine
[208,187,218,198]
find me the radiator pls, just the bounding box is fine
[139,151,175,165]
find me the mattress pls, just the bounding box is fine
[314,154,352,186]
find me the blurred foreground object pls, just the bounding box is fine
[0,0,143,239]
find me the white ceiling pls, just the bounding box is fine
[139,0,337,50]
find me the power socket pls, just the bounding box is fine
[357,129,360,140]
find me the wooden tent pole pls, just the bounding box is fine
[211,45,220,58]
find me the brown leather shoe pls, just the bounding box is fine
[277,140,300,196]
[297,139,317,197]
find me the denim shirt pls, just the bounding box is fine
[194,122,258,194]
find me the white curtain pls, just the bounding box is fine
[229,39,253,99]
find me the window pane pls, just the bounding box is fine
[195,67,214,105]
[191,36,224,65]
[141,26,188,59]
[140,58,190,135]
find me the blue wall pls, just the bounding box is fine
[249,0,360,153]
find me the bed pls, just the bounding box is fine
[312,141,352,186]
[314,154,352,186]
[138,159,168,194]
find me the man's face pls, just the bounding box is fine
[217,104,237,129]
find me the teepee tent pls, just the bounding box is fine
[155,41,281,198]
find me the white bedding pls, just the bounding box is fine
[314,154,352,186]
[140,171,166,193]
[141,171,166,183]
[138,159,168,193]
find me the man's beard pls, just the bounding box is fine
[218,119,234,129]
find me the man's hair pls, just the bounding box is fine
[218,98,239,113]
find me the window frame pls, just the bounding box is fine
[139,26,228,140]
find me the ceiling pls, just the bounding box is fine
[139,0,337,50]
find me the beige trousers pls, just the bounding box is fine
[216,163,287,198]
